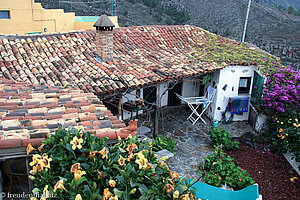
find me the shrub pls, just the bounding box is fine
[27,126,196,199]
[199,147,255,190]
[151,134,176,153]
[209,128,239,150]
[261,65,300,161]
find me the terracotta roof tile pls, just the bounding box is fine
[0,25,276,94]
[0,80,127,148]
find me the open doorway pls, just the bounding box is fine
[168,82,183,106]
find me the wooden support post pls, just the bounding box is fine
[154,84,160,138]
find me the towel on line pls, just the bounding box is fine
[229,97,249,114]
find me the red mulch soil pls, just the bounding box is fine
[226,140,300,200]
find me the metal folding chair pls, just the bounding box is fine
[176,86,216,125]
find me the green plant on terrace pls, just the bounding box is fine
[151,134,176,153]
[199,147,255,190]
[27,126,196,200]
[209,128,239,150]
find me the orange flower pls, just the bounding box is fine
[100,147,109,159]
[41,153,52,169]
[290,177,299,183]
[74,169,86,181]
[103,188,114,200]
[70,136,83,150]
[27,143,36,155]
[168,178,175,185]
[158,161,169,171]
[38,144,45,152]
[279,128,284,133]
[127,153,134,162]
[88,151,100,161]
[53,179,67,193]
[109,180,116,187]
[180,194,190,200]
[164,184,175,193]
[118,155,126,166]
[70,163,81,173]
[126,143,137,154]
[170,171,179,179]
[145,164,153,170]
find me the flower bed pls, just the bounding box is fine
[27,126,197,200]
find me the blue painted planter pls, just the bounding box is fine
[186,179,260,200]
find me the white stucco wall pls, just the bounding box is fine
[121,89,143,120]
[157,82,169,107]
[212,66,256,121]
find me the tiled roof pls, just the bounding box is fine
[0,78,126,149]
[0,25,277,94]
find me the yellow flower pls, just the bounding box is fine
[118,136,121,141]
[40,185,50,200]
[281,122,284,124]
[180,194,190,200]
[53,179,67,193]
[173,190,180,199]
[100,147,109,159]
[277,134,285,139]
[74,169,86,181]
[70,163,81,173]
[159,156,169,161]
[164,184,175,193]
[290,177,299,183]
[29,154,41,166]
[109,196,119,200]
[135,157,148,169]
[135,151,145,159]
[109,180,116,187]
[75,194,82,200]
[168,178,175,185]
[293,123,300,128]
[41,153,52,169]
[27,143,36,155]
[103,188,114,200]
[70,136,83,150]
[127,153,134,162]
[170,171,179,180]
[118,155,126,166]
[279,128,284,133]
[127,134,132,139]
[126,144,137,154]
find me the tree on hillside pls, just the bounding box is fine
[287,6,295,14]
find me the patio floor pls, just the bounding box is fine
[149,106,254,180]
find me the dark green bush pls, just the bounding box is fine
[209,128,239,150]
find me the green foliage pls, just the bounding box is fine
[199,147,255,190]
[151,134,176,153]
[209,128,239,150]
[29,126,195,199]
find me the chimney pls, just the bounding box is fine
[93,15,115,61]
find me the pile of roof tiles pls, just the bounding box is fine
[0,25,229,95]
[0,78,125,145]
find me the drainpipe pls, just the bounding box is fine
[242,0,251,43]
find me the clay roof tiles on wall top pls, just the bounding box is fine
[0,78,126,149]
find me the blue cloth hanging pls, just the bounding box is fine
[229,97,249,114]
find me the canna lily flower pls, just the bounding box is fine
[103,188,114,200]
[290,177,299,183]
[108,180,116,187]
[109,196,119,200]
[170,171,179,179]
[173,190,179,199]
[70,163,81,173]
[38,144,45,152]
[53,179,67,193]
[70,136,83,150]
[135,157,148,169]
[40,185,50,200]
[74,169,86,181]
[75,194,82,200]
[27,143,36,155]
[164,184,175,193]
[118,155,126,166]
[100,147,109,159]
